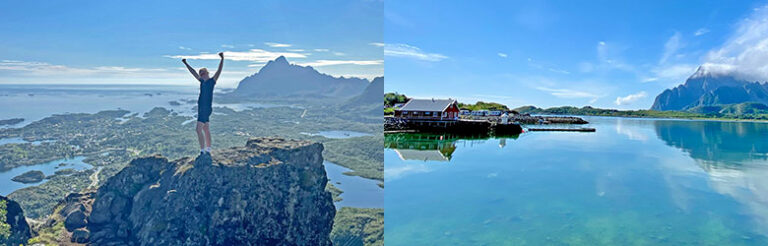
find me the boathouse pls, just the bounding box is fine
[394,98,460,121]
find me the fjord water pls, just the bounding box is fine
[385,117,768,245]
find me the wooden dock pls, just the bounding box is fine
[526,128,596,132]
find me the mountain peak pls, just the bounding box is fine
[232,56,369,100]
[651,63,768,111]
[274,55,289,64]
[690,63,736,79]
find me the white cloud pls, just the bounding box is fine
[701,4,768,81]
[178,46,192,51]
[221,44,235,49]
[0,60,166,75]
[535,86,601,101]
[384,43,447,62]
[615,91,647,105]
[286,49,305,52]
[650,64,697,82]
[333,52,346,56]
[296,60,383,67]
[166,49,306,63]
[660,32,682,64]
[369,42,385,47]
[694,28,710,36]
[498,53,508,58]
[0,59,180,82]
[264,42,291,48]
[314,48,329,52]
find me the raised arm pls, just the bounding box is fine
[182,58,200,80]
[213,52,224,81]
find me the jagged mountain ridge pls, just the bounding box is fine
[47,137,335,245]
[651,66,768,111]
[345,76,383,106]
[231,56,369,100]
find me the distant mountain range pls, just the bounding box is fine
[345,76,383,106]
[651,66,768,114]
[230,56,370,101]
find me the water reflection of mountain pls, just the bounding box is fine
[654,119,768,236]
[385,133,518,162]
[654,120,768,169]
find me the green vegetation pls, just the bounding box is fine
[514,105,768,121]
[458,101,510,111]
[326,182,343,202]
[0,200,9,241]
[331,207,384,246]
[27,204,67,245]
[384,92,409,107]
[383,107,395,115]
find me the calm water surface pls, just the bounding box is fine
[0,156,92,196]
[385,117,768,245]
[301,130,373,139]
[324,162,383,208]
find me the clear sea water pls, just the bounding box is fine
[385,116,768,245]
[301,130,373,139]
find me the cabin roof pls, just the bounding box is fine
[394,149,450,162]
[397,98,457,112]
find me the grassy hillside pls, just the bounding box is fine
[458,101,510,111]
[331,207,384,246]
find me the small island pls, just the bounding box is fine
[0,118,24,126]
[12,170,45,184]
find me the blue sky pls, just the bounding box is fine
[385,0,768,109]
[0,0,383,87]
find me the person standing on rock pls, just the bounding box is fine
[182,52,223,155]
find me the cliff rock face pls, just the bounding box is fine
[0,195,31,246]
[64,137,334,245]
[651,66,768,111]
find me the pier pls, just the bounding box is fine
[526,127,596,132]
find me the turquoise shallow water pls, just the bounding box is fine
[384,117,768,245]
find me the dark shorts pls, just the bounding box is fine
[197,107,212,123]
